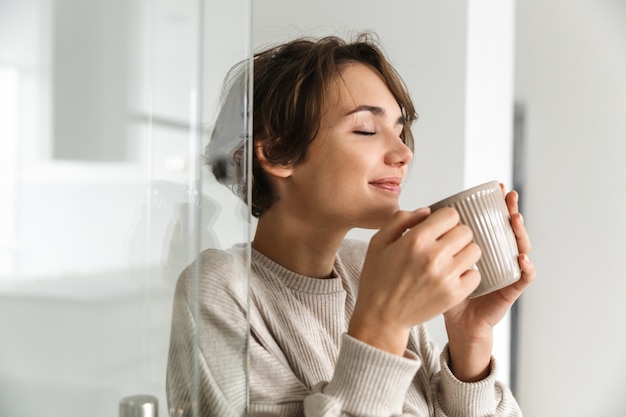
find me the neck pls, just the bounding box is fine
[252,209,349,279]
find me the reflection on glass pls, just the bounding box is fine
[166,59,252,417]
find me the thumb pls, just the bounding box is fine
[412,206,432,221]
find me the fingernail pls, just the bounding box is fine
[414,207,431,215]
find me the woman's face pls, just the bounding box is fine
[281,62,414,230]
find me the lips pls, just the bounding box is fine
[369,177,402,193]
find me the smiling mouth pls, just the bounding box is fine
[369,179,402,193]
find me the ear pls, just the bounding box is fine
[254,141,294,179]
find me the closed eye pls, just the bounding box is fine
[354,130,376,136]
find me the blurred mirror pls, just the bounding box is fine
[0,0,251,416]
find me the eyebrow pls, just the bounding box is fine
[345,105,405,125]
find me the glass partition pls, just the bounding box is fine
[0,0,252,416]
[1,1,519,416]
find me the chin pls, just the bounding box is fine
[360,206,399,230]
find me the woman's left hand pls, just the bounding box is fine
[443,184,536,381]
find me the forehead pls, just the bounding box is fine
[330,62,401,115]
[337,62,385,92]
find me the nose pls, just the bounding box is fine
[385,132,413,167]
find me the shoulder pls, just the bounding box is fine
[175,245,249,305]
[179,245,247,281]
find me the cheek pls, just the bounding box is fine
[304,135,380,185]
[321,153,370,184]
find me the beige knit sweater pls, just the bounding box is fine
[166,239,522,417]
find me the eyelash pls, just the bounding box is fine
[354,130,376,136]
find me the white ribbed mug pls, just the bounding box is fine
[429,181,521,298]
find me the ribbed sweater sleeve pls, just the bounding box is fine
[434,346,520,417]
[305,334,421,416]
[166,249,249,417]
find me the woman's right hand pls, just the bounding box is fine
[348,207,481,356]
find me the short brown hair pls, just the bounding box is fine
[207,33,418,217]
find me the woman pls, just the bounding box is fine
[167,33,535,417]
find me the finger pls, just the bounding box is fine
[406,206,461,242]
[511,212,532,254]
[519,254,536,284]
[502,253,536,300]
[372,208,431,246]
[505,190,519,216]
[436,223,475,257]
[503,190,533,253]
[458,266,482,296]
[454,241,482,276]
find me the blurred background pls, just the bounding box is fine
[0,0,252,416]
[0,0,624,416]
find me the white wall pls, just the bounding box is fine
[253,0,516,384]
[514,0,626,415]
